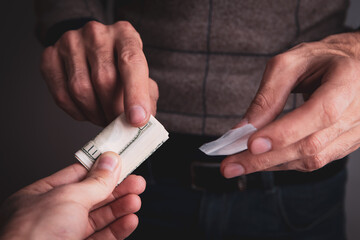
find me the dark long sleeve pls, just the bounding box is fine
[34,0,107,46]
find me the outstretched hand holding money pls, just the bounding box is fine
[0,152,146,240]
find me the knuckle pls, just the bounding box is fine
[300,135,323,157]
[69,78,92,102]
[302,155,326,172]
[321,102,341,125]
[250,90,273,113]
[58,30,79,52]
[83,20,105,33]
[114,20,136,33]
[53,92,69,110]
[114,21,142,47]
[295,42,310,50]
[267,53,292,69]
[121,36,143,50]
[82,21,107,48]
[274,128,295,147]
[119,48,145,65]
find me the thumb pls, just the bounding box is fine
[72,151,122,209]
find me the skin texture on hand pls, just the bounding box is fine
[40,21,159,127]
[221,32,360,178]
[0,152,146,240]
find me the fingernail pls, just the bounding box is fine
[251,137,272,154]
[128,105,146,124]
[96,154,118,172]
[224,163,245,178]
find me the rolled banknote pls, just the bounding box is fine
[75,114,169,183]
[199,124,257,156]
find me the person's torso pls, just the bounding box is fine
[114,0,349,136]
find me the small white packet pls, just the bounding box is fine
[199,124,257,156]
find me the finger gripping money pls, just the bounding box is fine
[75,114,169,183]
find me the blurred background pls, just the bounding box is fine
[0,0,359,238]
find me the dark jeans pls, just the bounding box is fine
[130,133,347,240]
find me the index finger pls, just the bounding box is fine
[248,59,357,154]
[114,22,151,127]
[24,164,87,193]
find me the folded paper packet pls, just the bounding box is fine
[75,114,169,183]
[199,124,257,156]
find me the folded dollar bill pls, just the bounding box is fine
[75,114,169,183]
[199,124,257,156]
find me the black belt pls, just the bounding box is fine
[135,132,347,192]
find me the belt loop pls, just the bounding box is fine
[261,171,275,193]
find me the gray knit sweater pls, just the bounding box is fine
[35,0,349,136]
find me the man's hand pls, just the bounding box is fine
[221,32,360,178]
[40,21,158,127]
[0,152,146,240]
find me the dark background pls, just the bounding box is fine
[0,0,360,238]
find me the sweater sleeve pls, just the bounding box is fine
[34,0,107,46]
